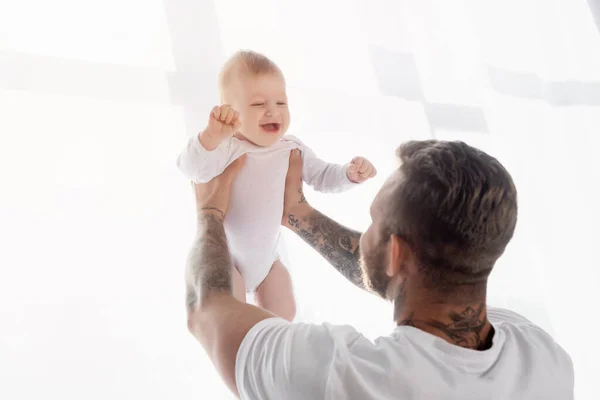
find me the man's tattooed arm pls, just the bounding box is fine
[185,210,233,313]
[287,208,367,292]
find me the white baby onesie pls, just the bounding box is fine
[177,134,357,292]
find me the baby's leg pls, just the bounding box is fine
[254,260,296,322]
[232,266,247,303]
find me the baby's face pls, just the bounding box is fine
[229,72,290,147]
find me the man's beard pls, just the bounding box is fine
[359,246,392,300]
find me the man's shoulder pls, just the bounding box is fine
[266,318,363,342]
[489,307,573,376]
[240,318,365,355]
[489,307,564,353]
[488,307,535,325]
[236,318,363,399]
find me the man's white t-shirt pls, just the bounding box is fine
[236,308,574,399]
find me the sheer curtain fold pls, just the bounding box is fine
[0,0,596,399]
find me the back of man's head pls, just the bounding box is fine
[388,140,518,294]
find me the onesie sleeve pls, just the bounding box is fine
[176,135,243,183]
[284,135,358,193]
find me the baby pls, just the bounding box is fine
[177,50,376,321]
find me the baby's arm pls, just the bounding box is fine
[177,105,243,183]
[176,134,234,183]
[284,136,356,194]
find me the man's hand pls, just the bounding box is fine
[346,156,377,183]
[281,150,368,292]
[199,104,241,151]
[282,149,313,226]
[192,154,246,220]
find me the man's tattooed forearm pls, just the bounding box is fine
[298,228,319,248]
[321,244,335,259]
[186,213,232,312]
[289,209,365,290]
[298,188,307,204]
[199,207,225,219]
[330,253,363,288]
[339,235,353,252]
[288,214,301,229]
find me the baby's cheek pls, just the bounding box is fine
[240,115,255,129]
[242,113,258,127]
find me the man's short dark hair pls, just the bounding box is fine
[389,140,518,291]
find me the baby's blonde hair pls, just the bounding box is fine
[218,50,282,102]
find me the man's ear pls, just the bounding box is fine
[386,235,407,277]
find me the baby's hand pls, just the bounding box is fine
[206,104,241,139]
[199,104,241,151]
[346,156,377,183]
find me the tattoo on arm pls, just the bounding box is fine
[186,213,233,312]
[298,188,307,204]
[288,209,366,291]
[199,207,225,219]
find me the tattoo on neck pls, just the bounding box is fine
[288,210,365,290]
[397,312,416,327]
[398,304,492,350]
[186,213,232,312]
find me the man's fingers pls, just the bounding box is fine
[191,180,204,201]
[287,149,303,182]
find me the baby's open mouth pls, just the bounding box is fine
[260,123,281,133]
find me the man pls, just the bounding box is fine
[186,141,574,399]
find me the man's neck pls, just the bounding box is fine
[395,298,494,351]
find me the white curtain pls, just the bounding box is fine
[1,0,598,399]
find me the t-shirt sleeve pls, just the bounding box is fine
[235,318,336,400]
[488,306,574,397]
[284,135,357,193]
[175,135,242,183]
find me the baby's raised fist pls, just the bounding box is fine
[346,156,377,183]
[207,104,240,138]
[212,105,239,125]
